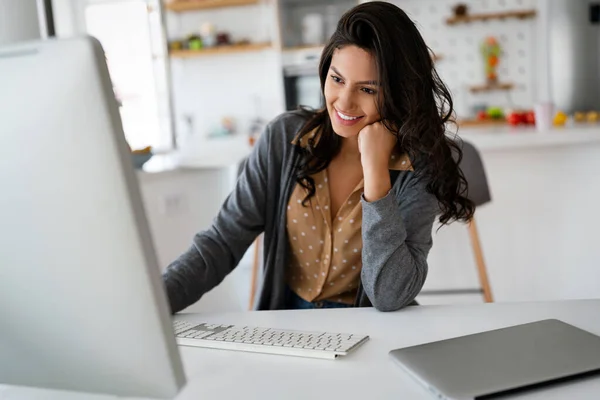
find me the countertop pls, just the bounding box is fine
[138,125,600,175]
[139,135,252,177]
[457,124,600,152]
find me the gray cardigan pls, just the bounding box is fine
[163,110,439,313]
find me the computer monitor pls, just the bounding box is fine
[0,37,185,398]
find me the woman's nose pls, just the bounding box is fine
[336,87,355,111]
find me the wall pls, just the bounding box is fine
[170,50,285,142]
[0,0,41,45]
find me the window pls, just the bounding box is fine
[82,0,173,151]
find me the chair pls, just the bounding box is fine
[421,139,494,302]
[461,140,494,302]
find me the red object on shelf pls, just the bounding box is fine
[524,110,536,125]
[506,110,536,126]
[507,112,523,126]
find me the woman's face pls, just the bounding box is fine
[324,45,381,138]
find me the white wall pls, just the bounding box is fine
[0,0,41,45]
[170,50,285,141]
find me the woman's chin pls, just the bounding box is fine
[331,121,362,138]
[334,129,360,139]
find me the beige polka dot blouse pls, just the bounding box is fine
[286,129,413,305]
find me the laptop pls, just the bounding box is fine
[389,319,600,400]
[0,37,185,398]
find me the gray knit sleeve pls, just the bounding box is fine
[360,174,438,311]
[162,124,272,314]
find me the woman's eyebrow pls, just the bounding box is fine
[331,66,379,85]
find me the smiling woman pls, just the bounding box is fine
[294,2,473,225]
[162,1,475,314]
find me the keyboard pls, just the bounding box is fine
[173,320,369,360]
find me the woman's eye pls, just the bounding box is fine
[362,87,376,95]
[331,75,342,83]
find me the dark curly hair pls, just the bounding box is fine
[293,1,474,225]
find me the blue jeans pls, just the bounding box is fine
[285,287,353,309]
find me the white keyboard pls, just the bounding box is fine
[173,320,369,360]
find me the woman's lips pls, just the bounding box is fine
[333,109,364,126]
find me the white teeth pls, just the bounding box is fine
[337,110,360,121]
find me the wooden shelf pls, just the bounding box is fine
[446,9,536,25]
[170,43,272,58]
[165,0,259,12]
[469,82,514,93]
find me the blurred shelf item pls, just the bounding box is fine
[170,43,272,58]
[469,82,514,93]
[165,0,259,12]
[458,118,507,127]
[432,53,443,62]
[446,9,536,25]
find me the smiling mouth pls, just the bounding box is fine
[335,109,364,121]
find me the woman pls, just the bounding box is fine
[163,1,474,313]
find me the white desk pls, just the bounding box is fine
[2,300,600,400]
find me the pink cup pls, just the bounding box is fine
[534,102,554,132]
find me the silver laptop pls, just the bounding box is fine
[0,37,185,398]
[390,319,600,400]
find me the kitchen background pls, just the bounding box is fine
[165,0,543,140]
[44,0,599,152]
[177,0,542,151]
[4,0,600,312]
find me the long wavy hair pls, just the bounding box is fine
[293,1,474,225]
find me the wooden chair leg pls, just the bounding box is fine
[248,236,261,310]
[468,218,494,303]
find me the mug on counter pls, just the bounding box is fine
[534,102,554,132]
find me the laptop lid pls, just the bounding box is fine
[389,319,600,399]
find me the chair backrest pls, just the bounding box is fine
[457,140,492,207]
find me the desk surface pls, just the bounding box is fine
[3,300,600,400]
